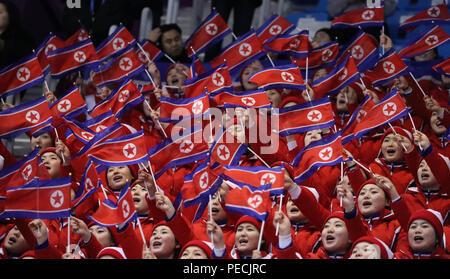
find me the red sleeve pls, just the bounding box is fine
[145,195,167,224]
[291,186,331,230]
[80,233,105,258]
[14,219,37,248]
[404,147,422,185]
[390,196,414,232]
[33,242,64,259]
[347,165,369,195]
[273,240,302,259]
[423,146,450,195]
[166,212,196,247]
[111,224,143,259]
[344,210,370,242]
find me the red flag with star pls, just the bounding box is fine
[159,91,210,123]
[263,30,309,59]
[331,6,384,28]
[184,62,232,98]
[433,56,450,76]
[400,4,450,31]
[225,184,271,221]
[212,89,272,109]
[209,127,248,167]
[96,25,136,62]
[136,39,164,63]
[398,25,450,58]
[256,14,295,44]
[364,49,409,87]
[50,86,87,127]
[36,34,65,75]
[335,30,379,72]
[248,63,306,91]
[65,28,90,46]
[293,41,339,70]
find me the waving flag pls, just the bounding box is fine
[136,39,164,63]
[256,14,295,44]
[159,91,210,123]
[92,44,146,88]
[63,116,97,146]
[263,30,309,58]
[336,30,379,72]
[47,39,99,79]
[220,164,285,196]
[0,97,53,139]
[187,55,207,79]
[398,25,450,58]
[433,57,450,76]
[89,79,144,119]
[312,55,360,99]
[184,62,232,98]
[88,130,149,173]
[212,89,272,109]
[209,30,265,75]
[96,25,136,62]
[50,86,87,128]
[209,127,248,167]
[182,161,223,208]
[0,52,45,99]
[248,64,306,91]
[72,160,101,208]
[331,6,384,28]
[292,132,343,183]
[65,28,90,46]
[147,125,209,179]
[87,182,137,227]
[353,88,409,139]
[273,97,335,137]
[36,34,65,75]
[225,184,271,221]
[84,111,117,133]
[0,177,72,219]
[0,148,39,189]
[185,10,231,57]
[400,4,450,31]
[341,94,376,144]
[364,49,409,87]
[293,41,339,70]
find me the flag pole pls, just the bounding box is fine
[144,99,168,138]
[54,128,66,165]
[136,217,149,251]
[407,112,422,151]
[208,194,214,243]
[408,72,427,97]
[257,220,265,251]
[266,54,276,67]
[275,194,283,236]
[340,161,343,207]
[139,161,163,194]
[387,122,408,152]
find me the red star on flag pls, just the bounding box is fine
[218,146,229,159]
[384,104,395,115]
[52,192,63,206]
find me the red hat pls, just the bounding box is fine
[347,81,365,104]
[381,126,413,142]
[40,147,58,156]
[279,96,302,108]
[323,211,345,228]
[235,215,262,232]
[350,236,394,259]
[18,250,36,259]
[96,247,127,259]
[356,179,389,199]
[179,240,214,259]
[408,209,444,241]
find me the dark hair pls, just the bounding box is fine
[157,24,182,46]
[0,0,23,34]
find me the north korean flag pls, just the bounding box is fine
[292,131,343,183]
[353,88,409,139]
[212,89,272,109]
[147,125,209,179]
[135,39,164,63]
[50,86,87,127]
[72,160,101,208]
[185,10,231,57]
[398,25,450,58]
[311,54,360,99]
[341,94,376,144]
[225,184,271,221]
[187,54,208,79]
[46,39,100,79]
[256,14,295,44]
[293,41,339,70]
[87,182,137,227]
[36,34,65,75]
[400,4,450,31]
[0,96,53,139]
[331,6,384,28]
[88,130,149,173]
[364,49,409,87]
[0,148,39,189]
[273,97,335,137]
[63,115,96,146]
[92,43,146,88]
[184,62,232,98]
[0,52,45,99]
[433,57,450,77]
[209,127,248,167]
[209,30,266,76]
[65,28,90,46]
[263,30,309,59]
[220,164,285,196]
[0,177,72,219]
[248,64,306,91]
[96,25,137,62]
[159,91,210,123]
[84,111,117,133]
[89,78,144,119]
[335,30,379,72]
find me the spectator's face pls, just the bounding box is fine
[336,86,358,112]
[286,199,307,222]
[131,183,149,215]
[235,223,260,256]
[349,242,381,259]
[357,184,387,216]
[408,219,437,252]
[417,160,439,189]
[304,129,322,147]
[313,68,328,82]
[414,50,436,62]
[166,64,188,87]
[161,29,183,57]
[31,133,54,152]
[381,133,404,162]
[4,226,29,256]
[312,31,331,47]
[430,111,446,135]
[89,225,114,247]
[41,152,61,179]
[150,225,178,259]
[321,218,350,254]
[265,89,282,108]
[0,3,9,31]
[180,246,208,259]
[106,166,133,191]
[210,192,227,223]
[241,61,263,90]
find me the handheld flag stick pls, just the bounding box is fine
[209,194,214,243]
[275,194,283,236]
[409,72,427,97]
[136,218,149,251]
[144,99,168,138]
[257,220,266,251]
[407,112,422,151]
[387,122,408,152]
[340,161,344,207]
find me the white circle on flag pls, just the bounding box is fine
[205,23,218,36]
[199,172,209,189]
[78,30,89,42]
[113,38,125,50]
[179,140,194,153]
[352,45,364,60]
[239,43,252,57]
[362,10,375,20]
[74,51,87,63]
[96,125,107,133]
[122,200,130,218]
[307,110,323,122]
[217,144,230,161]
[269,25,282,36]
[122,143,137,158]
[192,101,204,115]
[248,194,263,209]
[50,190,64,208]
[81,131,94,141]
[212,72,225,86]
[425,35,438,46]
[25,110,40,124]
[138,51,149,63]
[45,44,56,55]
[58,100,72,113]
[356,109,367,123]
[22,164,33,181]
[383,61,395,74]
[382,102,397,116]
[289,38,301,49]
[322,49,333,62]
[427,6,440,17]
[85,178,95,192]
[16,67,30,82]
[338,68,348,81]
[281,71,294,82]
[119,57,133,71]
[241,97,256,106]
[260,173,276,185]
[319,147,333,161]
[118,90,130,103]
